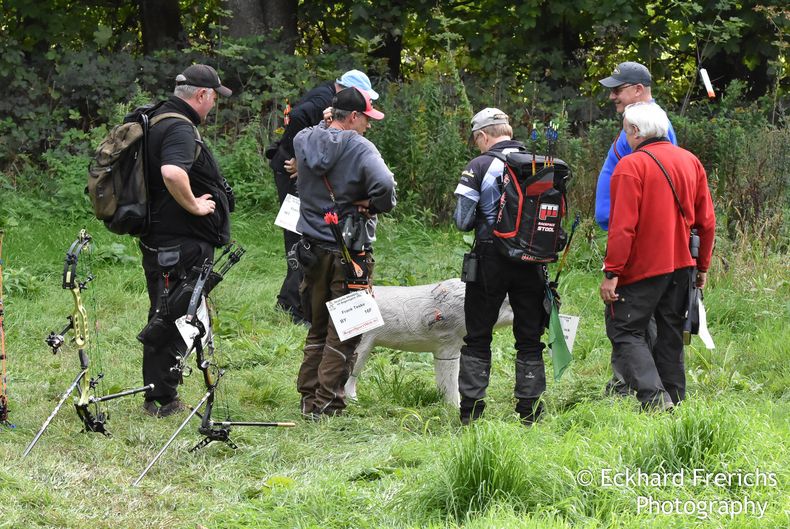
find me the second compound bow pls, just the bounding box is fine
[133,242,295,486]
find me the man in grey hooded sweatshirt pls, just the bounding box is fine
[293,87,396,419]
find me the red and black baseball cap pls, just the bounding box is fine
[332,87,384,120]
[176,64,232,97]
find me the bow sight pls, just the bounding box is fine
[23,230,153,458]
[133,242,294,486]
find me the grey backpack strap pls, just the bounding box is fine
[149,112,202,160]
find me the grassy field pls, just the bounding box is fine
[0,204,787,529]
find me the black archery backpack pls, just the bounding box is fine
[87,104,201,236]
[488,149,572,263]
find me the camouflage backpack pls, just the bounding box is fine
[87,105,201,236]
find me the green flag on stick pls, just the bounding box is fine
[546,287,572,380]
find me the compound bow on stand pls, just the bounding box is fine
[133,243,295,486]
[23,230,153,458]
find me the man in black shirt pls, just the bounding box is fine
[267,70,378,325]
[138,64,234,417]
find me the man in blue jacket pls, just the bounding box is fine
[596,62,678,397]
[596,62,677,231]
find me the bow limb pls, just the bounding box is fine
[0,229,9,424]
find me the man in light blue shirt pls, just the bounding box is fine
[595,62,677,231]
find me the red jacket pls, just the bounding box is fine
[605,140,716,286]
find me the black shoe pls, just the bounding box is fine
[292,314,311,327]
[157,398,187,418]
[604,377,631,397]
[460,398,485,425]
[142,400,159,417]
[307,408,343,422]
[516,399,544,425]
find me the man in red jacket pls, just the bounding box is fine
[600,102,715,410]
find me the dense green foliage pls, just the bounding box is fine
[1,4,786,240]
[2,0,788,164]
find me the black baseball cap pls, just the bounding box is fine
[332,87,384,120]
[176,64,232,97]
[599,62,652,88]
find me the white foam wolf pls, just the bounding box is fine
[345,278,513,406]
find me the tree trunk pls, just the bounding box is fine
[262,0,298,50]
[225,0,267,38]
[370,33,403,81]
[139,0,185,54]
[225,0,297,51]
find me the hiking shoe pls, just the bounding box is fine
[460,398,485,425]
[516,399,544,426]
[157,398,187,418]
[142,400,159,417]
[305,408,344,422]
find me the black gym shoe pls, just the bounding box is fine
[157,398,187,418]
[142,400,159,417]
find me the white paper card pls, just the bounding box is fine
[274,193,302,234]
[175,297,210,348]
[698,299,715,350]
[558,314,580,353]
[326,290,384,342]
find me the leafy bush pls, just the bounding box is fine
[673,81,788,244]
[3,43,786,242]
[367,66,473,221]
[2,267,43,298]
[211,119,276,212]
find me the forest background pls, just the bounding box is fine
[0,1,788,529]
[1,0,788,237]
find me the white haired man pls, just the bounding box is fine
[600,102,715,410]
[597,62,679,396]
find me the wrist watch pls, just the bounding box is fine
[604,271,618,280]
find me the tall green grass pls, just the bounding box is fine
[0,202,787,528]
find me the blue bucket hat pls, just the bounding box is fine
[336,69,379,100]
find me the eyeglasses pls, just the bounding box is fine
[611,84,635,95]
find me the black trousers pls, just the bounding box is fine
[605,268,690,407]
[140,239,214,404]
[271,151,305,320]
[458,243,547,413]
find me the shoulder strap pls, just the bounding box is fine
[612,134,623,161]
[484,146,527,163]
[322,175,336,204]
[149,112,202,160]
[639,149,687,223]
